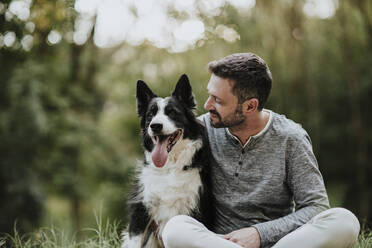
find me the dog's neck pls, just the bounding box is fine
[140,137,204,234]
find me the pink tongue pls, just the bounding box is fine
[152,139,169,167]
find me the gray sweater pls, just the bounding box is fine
[198,110,330,248]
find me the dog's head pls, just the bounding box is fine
[136,74,200,168]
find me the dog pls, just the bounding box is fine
[121,74,215,248]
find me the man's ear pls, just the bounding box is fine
[172,74,196,109]
[242,98,259,114]
[136,80,157,116]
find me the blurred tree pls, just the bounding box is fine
[0,0,133,236]
[0,0,371,237]
[337,0,372,225]
[0,0,44,234]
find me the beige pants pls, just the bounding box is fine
[162,208,360,248]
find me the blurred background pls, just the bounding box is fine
[0,0,371,239]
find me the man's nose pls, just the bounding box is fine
[204,96,213,111]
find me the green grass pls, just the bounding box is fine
[0,215,123,248]
[353,229,372,248]
[1,223,371,248]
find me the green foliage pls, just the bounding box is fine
[1,0,371,237]
[0,214,122,248]
[354,230,372,248]
[0,0,134,235]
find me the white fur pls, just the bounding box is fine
[141,137,203,234]
[148,98,177,137]
[121,232,140,248]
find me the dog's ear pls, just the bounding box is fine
[172,74,196,109]
[137,80,157,116]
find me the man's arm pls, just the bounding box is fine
[251,133,330,247]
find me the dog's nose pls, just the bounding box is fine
[150,123,163,133]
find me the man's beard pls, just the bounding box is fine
[209,104,245,128]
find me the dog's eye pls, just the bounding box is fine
[166,108,178,115]
[148,105,158,116]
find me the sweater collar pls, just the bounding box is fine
[225,109,273,148]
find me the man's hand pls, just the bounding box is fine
[224,227,261,248]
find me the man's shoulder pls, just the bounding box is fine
[270,110,308,141]
[197,113,213,130]
[197,113,208,123]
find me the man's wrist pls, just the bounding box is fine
[251,226,261,245]
[251,224,267,247]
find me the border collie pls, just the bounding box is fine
[121,74,214,248]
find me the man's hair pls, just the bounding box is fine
[208,53,272,111]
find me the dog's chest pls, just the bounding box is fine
[140,166,202,228]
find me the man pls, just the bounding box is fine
[162,53,360,248]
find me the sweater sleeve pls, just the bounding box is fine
[252,133,330,248]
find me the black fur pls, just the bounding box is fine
[171,74,196,109]
[125,74,215,247]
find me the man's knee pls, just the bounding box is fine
[329,208,360,238]
[317,207,360,245]
[162,215,198,248]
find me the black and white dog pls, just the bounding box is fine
[121,74,214,248]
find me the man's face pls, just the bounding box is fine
[204,74,245,128]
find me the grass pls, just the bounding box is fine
[1,222,371,247]
[0,214,123,248]
[354,229,372,248]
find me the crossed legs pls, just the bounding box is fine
[162,208,360,248]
